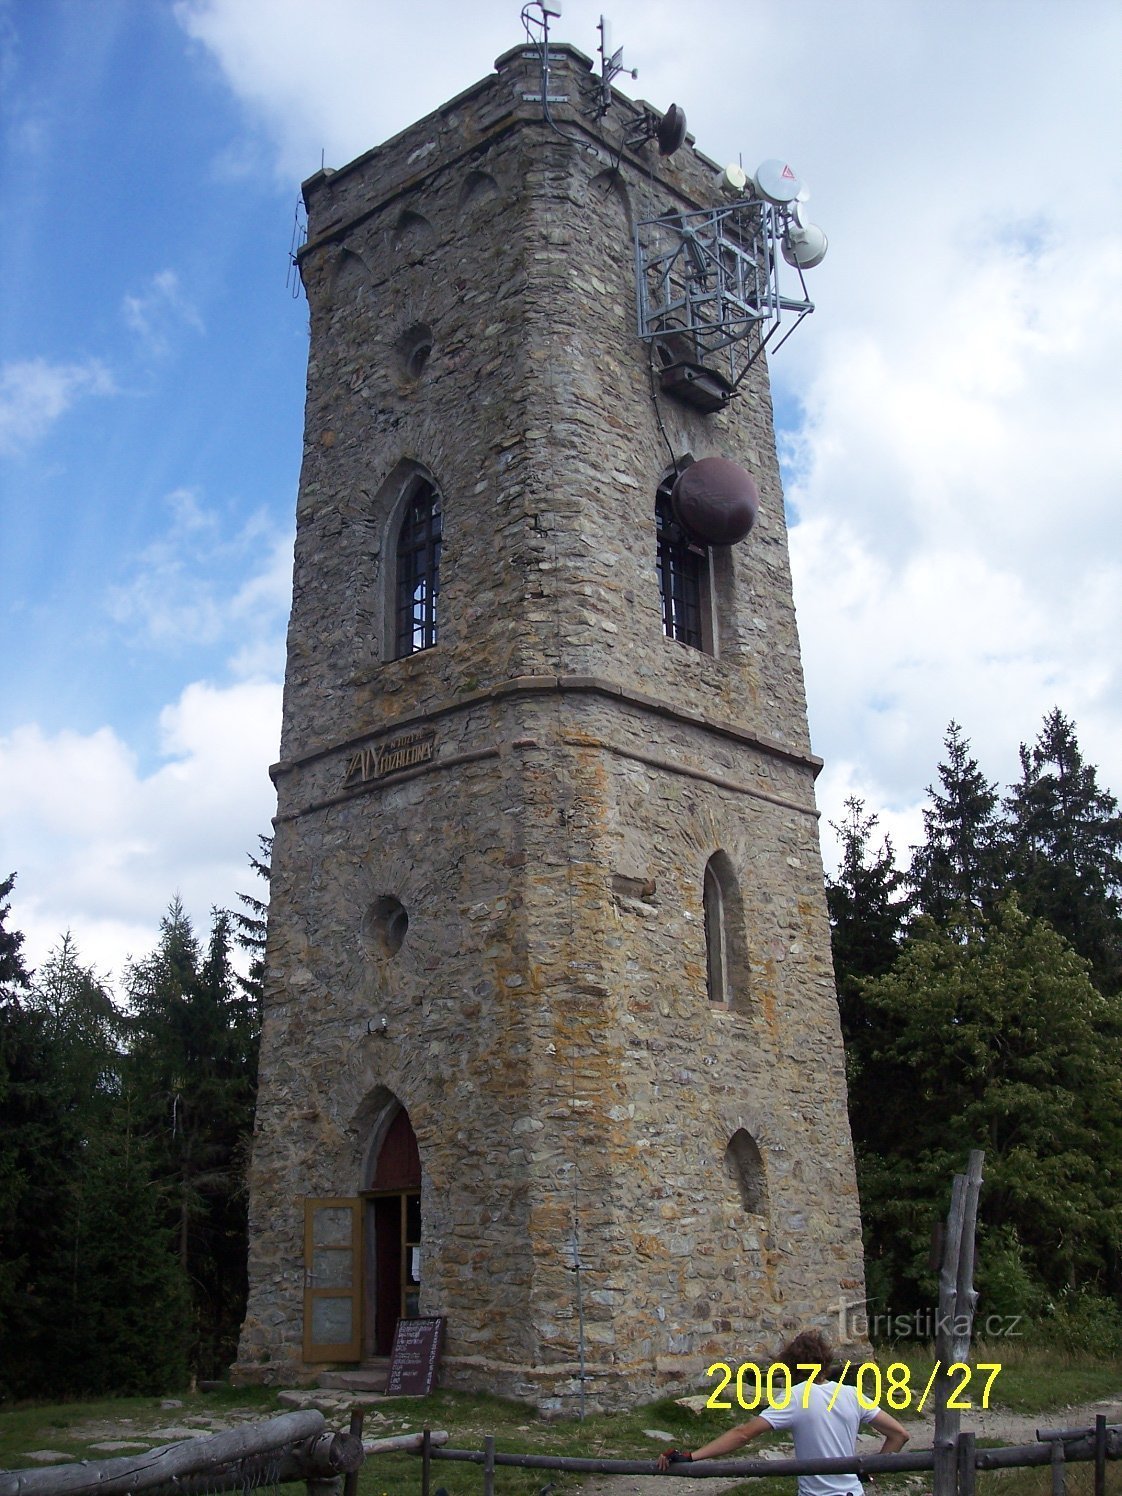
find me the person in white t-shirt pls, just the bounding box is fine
[658,1329,909,1496]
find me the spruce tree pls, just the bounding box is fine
[1005,708,1122,993]
[909,721,1004,924]
[0,874,33,1384]
[854,901,1122,1315]
[232,834,271,1013]
[825,797,909,1040]
[124,900,259,1377]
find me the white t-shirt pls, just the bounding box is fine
[760,1379,880,1496]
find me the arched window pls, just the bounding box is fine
[725,1128,768,1216]
[656,483,709,650]
[394,479,442,657]
[702,851,750,1008]
[704,859,729,1004]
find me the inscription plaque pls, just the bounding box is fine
[345,729,435,785]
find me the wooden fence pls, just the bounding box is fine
[421,1421,1118,1496]
[2,1409,1115,1496]
[0,1411,447,1496]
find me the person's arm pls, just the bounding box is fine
[657,1416,773,1470]
[867,1409,909,1454]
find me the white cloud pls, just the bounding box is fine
[135,0,1121,896]
[107,487,294,673]
[122,268,205,356]
[0,679,281,982]
[173,0,524,181]
[0,356,116,455]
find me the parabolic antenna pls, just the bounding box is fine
[722,162,748,192]
[657,104,687,156]
[753,158,803,205]
[783,219,831,270]
[672,456,759,545]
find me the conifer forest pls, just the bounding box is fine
[2,710,1120,1398]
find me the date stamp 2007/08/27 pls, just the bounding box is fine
[706,1360,1002,1415]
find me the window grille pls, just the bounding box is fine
[395,481,442,657]
[656,489,705,648]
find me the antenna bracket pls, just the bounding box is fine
[634,198,816,399]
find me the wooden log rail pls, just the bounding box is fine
[425,1423,1120,1485]
[0,1412,363,1496]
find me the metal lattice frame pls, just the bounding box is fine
[635,198,815,393]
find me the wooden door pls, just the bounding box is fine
[303,1198,362,1362]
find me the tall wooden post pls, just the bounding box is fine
[932,1149,984,1496]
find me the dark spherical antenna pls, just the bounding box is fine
[627,102,688,157]
[657,103,687,156]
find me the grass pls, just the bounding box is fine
[867,1340,1122,1417]
[0,1385,279,1469]
[976,1466,1117,1495]
[1,1344,1118,1496]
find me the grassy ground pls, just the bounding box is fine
[975,1466,1116,1495]
[0,1385,279,1469]
[865,1339,1122,1417]
[1,1344,1117,1496]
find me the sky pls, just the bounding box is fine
[1,0,1120,988]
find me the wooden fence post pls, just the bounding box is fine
[956,1431,976,1496]
[1050,1439,1066,1496]
[933,1149,984,1496]
[421,1428,432,1496]
[341,1409,363,1496]
[482,1436,495,1496]
[1095,1414,1107,1496]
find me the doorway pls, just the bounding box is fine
[363,1106,422,1357]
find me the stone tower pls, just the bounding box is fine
[235,38,866,1412]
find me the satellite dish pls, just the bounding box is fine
[657,104,687,156]
[671,456,759,545]
[782,220,828,270]
[722,162,747,192]
[753,158,803,205]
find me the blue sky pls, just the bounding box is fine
[2,0,1120,983]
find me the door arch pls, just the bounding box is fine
[363,1104,422,1356]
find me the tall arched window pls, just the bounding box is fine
[656,484,709,650]
[703,851,750,1008]
[703,859,729,1004]
[394,479,442,657]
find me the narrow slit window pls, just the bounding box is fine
[702,851,750,1011]
[704,859,728,1004]
[395,480,442,657]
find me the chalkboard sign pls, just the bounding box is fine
[386,1315,445,1395]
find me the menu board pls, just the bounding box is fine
[386,1315,445,1396]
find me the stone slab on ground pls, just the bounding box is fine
[276,1389,392,1418]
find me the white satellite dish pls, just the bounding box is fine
[722,162,747,193]
[753,158,803,205]
[782,219,828,270]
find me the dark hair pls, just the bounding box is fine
[774,1329,842,1382]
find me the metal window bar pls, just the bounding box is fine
[395,482,442,657]
[656,493,704,648]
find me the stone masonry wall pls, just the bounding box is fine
[235,41,865,1411]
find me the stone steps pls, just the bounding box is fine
[316,1361,390,1393]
